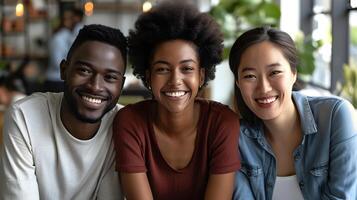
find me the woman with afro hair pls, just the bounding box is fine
[113,1,240,199]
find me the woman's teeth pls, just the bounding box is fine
[165,91,186,97]
[257,96,277,104]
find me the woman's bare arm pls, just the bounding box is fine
[120,172,153,200]
[205,172,236,200]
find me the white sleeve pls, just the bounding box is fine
[96,163,123,200]
[0,106,40,200]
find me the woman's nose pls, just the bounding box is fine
[168,69,183,86]
[257,76,272,93]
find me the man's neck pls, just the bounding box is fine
[60,101,101,140]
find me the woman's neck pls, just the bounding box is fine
[263,99,300,141]
[263,99,302,176]
[154,101,200,137]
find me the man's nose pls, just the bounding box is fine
[88,74,104,92]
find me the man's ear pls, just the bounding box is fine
[199,68,205,87]
[60,59,68,81]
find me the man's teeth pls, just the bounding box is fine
[165,91,186,97]
[257,96,277,104]
[82,96,102,104]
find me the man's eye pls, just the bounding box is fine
[105,74,119,82]
[77,67,91,75]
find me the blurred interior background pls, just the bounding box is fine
[0,0,356,112]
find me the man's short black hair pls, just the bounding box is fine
[66,24,127,67]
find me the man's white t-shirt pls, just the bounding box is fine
[0,92,123,200]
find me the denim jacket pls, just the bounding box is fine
[233,92,357,200]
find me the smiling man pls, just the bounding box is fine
[0,24,126,200]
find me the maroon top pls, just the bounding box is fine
[113,99,240,200]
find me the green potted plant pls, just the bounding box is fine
[339,64,357,108]
[210,0,322,82]
[209,0,281,58]
[294,32,323,83]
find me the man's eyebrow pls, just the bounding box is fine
[73,60,92,67]
[107,69,124,76]
[74,60,124,76]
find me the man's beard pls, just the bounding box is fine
[63,82,117,124]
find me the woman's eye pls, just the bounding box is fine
[243,74,256,79]
[155,67,169,73]
[271,70,282,76]
[182,66,194,72]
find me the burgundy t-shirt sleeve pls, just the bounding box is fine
[113,105,147,173]
[209,103,241,174]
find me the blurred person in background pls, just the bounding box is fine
[44,7,84,93]
[71,8,84,37]
[0,72,26,146]
[0,73,26,108]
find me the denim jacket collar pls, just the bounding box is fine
[292,92,317,135]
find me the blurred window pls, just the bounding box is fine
[349,10,357,67]
[312,13,331,88]
[301,0,354,92]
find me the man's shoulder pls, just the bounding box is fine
[10,92,61,114]
[4,93,62,143]
[99,103,125,127]
[105,103,123,117]
[115,103,124,111]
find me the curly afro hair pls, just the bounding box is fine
[128,1,224,88]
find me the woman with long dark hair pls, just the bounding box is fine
[230,26,357,199]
